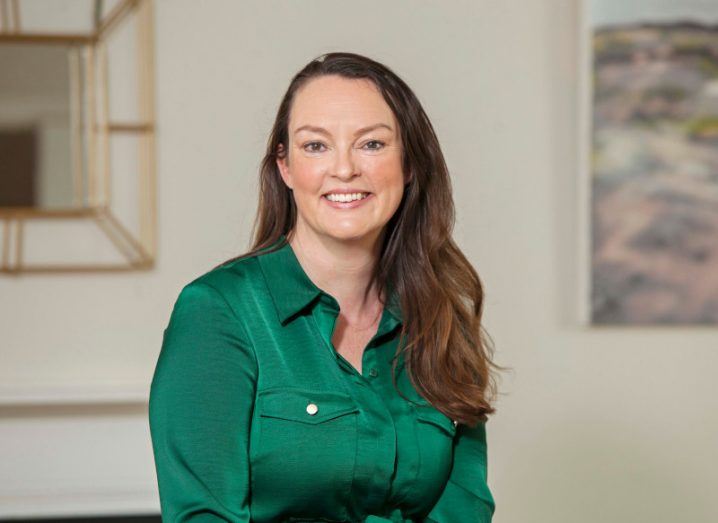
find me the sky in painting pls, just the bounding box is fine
[591,0,718,27]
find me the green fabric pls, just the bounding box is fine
[149,233,495,522]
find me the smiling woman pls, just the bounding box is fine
[276,75,406,243]
[149,51,504,523]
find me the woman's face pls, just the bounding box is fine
[277,75,406,244]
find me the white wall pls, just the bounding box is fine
[1,0,716,520]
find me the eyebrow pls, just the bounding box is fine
[293,123,394,136]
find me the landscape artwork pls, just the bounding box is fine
[589,0,718,324]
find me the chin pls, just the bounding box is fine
[323,229,371,242]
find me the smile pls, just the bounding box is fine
[324,192,370,203]
[322,192,373,209]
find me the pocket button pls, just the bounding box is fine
[306,402,318,415]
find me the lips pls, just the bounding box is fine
[322,192,371,202]
[322,191,372,196]
[322,192,374,208]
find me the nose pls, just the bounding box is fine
[331,146,359,180]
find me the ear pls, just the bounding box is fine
[404,170,413,186]
[276,143,293,190]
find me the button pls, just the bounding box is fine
[368,367,378,377]
[306,403,318,415]
[452,420,458,427]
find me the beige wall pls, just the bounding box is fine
[1,0,716,520]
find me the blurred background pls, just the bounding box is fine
[1,0,717,521]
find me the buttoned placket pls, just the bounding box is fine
[310,291,403,517]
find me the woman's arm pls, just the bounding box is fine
[149,280,258,522]
[423,421,496,522]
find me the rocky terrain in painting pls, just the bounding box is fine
[591,22,718,323]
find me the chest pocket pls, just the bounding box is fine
[415,405,458,437]
[251,387,360,522]
[412,401,457,507]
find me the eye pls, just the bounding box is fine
[363,140,385,151]
[303,141,326,153]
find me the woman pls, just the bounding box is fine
[149,51,503,522]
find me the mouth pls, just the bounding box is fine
[322,191,372,203]
[321,191,373,209]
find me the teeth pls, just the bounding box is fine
[325,192,369,203]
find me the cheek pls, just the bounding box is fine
[364,148,400,175]
[368,156,405,197]
[381,186,405,216]
[290,157,324,193]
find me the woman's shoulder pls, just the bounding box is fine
[180,252,264,304]
[166,254,266,347]
[169,241,287,336]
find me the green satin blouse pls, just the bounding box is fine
[148,234,495,522]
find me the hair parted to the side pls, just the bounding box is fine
[215,51,507,427]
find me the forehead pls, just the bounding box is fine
[289,75,396,131]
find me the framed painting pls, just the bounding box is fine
[579,0,718,325]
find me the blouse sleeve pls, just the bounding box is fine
[149,280,258,522]
[423,420,496,522]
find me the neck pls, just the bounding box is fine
[287,222,384,318]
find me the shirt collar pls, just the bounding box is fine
[256,233,403,328]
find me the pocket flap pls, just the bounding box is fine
[414,405,457,436]
[258,387,359,424]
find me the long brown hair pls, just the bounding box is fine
[216,51,506,427]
